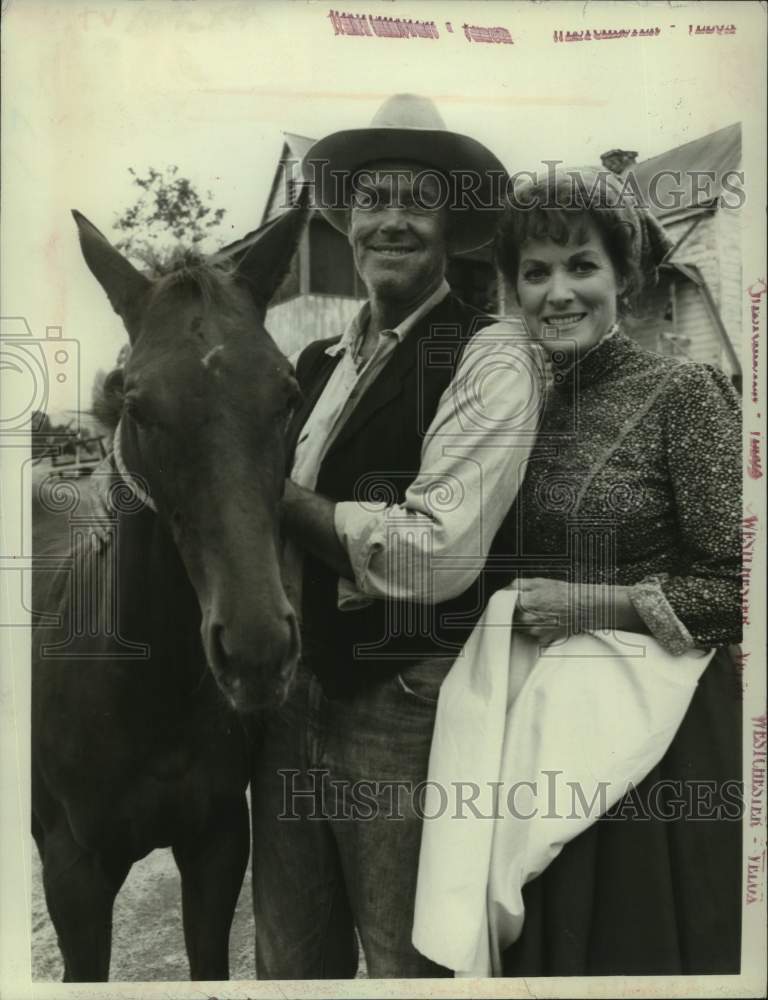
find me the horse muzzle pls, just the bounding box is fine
[203,607,301,713]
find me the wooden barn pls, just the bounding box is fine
[250,126,741,382]
[616,122,742,386]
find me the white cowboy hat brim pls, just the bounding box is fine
[303,126,507,254]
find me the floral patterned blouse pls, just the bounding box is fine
[508,330,742,651]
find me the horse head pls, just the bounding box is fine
[72,201,309,712]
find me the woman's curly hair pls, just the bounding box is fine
[495,169,671,312]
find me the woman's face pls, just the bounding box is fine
[515,217,624,358]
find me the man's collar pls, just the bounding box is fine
[325,279,451,357]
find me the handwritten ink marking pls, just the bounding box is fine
[741,510,757,626]
[732,649,749,700]
[746,851,765,904]
[369,13,438,38]
[553,27,661,42]
[746,715,766,905]
[327,10,440,40]
[691,24,738,36]
[748,432,763,480]
[747,279,766,404]
[750,715,767,827]
[462,24,514,44]
[328,10,370,35]
[326,10,516,43]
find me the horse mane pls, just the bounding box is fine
[151,251,238,310]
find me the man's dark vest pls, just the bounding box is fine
[289,293,496,697]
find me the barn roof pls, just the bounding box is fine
[632,122,741,219]
[261,132,317,225]
[283,132,316,161]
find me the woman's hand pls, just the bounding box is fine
[513,578,579,644]
[512,577,647,644]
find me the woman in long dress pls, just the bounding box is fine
[493,169,742,975]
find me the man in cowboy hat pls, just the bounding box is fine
[251,93,542,979]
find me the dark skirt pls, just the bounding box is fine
[501,646,743,976]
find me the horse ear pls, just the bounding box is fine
[72,210,151,342]
[214,187,310,316]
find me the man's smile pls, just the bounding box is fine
[369,244,419,257]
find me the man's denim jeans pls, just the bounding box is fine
[251,657,455,979]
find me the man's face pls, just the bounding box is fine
[347,160,449,304]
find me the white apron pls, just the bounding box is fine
[412,586,713,977]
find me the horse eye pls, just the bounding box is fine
[124,395,150,427]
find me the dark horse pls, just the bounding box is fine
[32,202,307,981]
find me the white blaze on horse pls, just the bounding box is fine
[32,199,307,982]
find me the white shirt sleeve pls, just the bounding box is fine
[333,319,544,608]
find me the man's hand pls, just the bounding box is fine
[282,479,355,582]
[513,577,647,645]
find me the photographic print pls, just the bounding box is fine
[1,2,765,998]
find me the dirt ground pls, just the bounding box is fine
[31,843,257,982]
[32,842,368,982]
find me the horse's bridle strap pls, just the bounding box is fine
[112,418,158,513]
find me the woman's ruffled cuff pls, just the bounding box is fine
[628,574,696,655]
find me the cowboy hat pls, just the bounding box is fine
[302,93,507,253]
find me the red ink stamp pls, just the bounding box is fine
[328,10,439,39]
[462,24,513,44]
[741,510,758,626]
[553,27,661,43]
[748,279,766,405]
[689,24,737,36]
[746,715,766,904]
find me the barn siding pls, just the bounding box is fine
[715,204,742,375]
[266,294,364,358]
[624,280,672,355]
[665,213,723,367]
[674,283,722,367]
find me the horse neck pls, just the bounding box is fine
[111,485,208,691]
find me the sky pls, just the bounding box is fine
[1,0,765,417]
